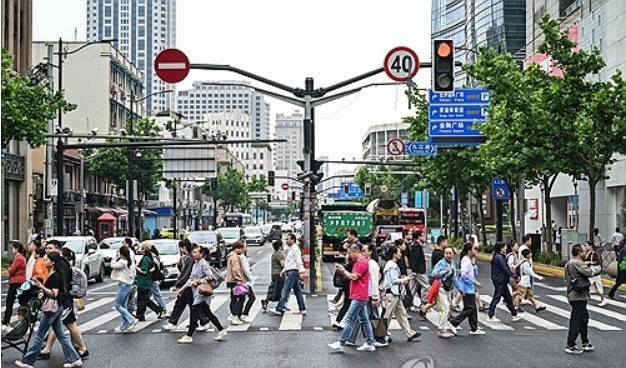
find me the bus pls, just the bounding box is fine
[398,207,427,234]
[223,212,252,228]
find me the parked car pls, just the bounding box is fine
[188,230,226,267]
[244,226,264,246]
[48,236,104,283]
[147,239,181,285]
[98,237,139,274]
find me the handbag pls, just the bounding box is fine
[442,275,453,292]
[333,270,346,288]
[197,282,214,296]
[41,297,58,314]
[426,278,441,304]
[371,318,388,340]
[75,298,85,311]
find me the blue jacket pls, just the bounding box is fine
[491,252,516,284]
[430,258,456,284]
[455,256,476,294]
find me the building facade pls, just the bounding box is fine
[86,0,176,114]
[431,0,468,85]
[175,81,270,140]
[361,122,409,160]
[274,111,304,180]
[32,41,145,135]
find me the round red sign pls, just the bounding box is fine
[281,183,289,191]
[154,48,190,84]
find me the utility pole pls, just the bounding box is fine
[55,38,65,236]
[45,43,54,236]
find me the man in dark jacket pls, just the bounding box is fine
[408,230,428,313]
[487,242,523,323]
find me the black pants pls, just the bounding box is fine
[335,293,352,324]
[2,283,26,325]
[265,274,284,302]
[243,286,256,316]
[227,283,245,317]
[488,282,517,318]
[136,288,161,319]
[567,300,589,347]
[608,280,624,299]
[333,289,343,303]
[450,293,478,331]
[168,288,192,325]
[187,302,223,337]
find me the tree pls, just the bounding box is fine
[1,49,75,149]
[204,166,248,212]
[246,174,268,193]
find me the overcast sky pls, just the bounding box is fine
[33,0,432,174]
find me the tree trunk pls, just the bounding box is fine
[544,175,557,253]
[479,198,487,247]
[510,194,517,243]
[588,176,597,241]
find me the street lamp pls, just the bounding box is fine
[572,178,579,232]
[54,38,116,236]
[127,89,173,239]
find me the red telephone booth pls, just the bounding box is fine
[97,213,116,241]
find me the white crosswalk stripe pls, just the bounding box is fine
[481,295,567,330]
[278,295,306,330]
[547,294,626,322]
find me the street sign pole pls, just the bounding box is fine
[496,199,504,242]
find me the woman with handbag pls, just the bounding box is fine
[15,252,82,368]
[135,242,163,321]
[430,246,456,339]
[584,241,608,306]
[177,245,227,344]
[608,239,626,300]
[487,242,524,323]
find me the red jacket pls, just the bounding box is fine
[8,253,27,284]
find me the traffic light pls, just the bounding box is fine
[343,182,350,194]
[364,184,371,196]
[291,191,296,201]
[267,193,271,203]
[268,170,275,186]
[210,177,218,192]
[432,39,455,92]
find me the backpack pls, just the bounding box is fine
[515,260,527,278]
[150,255,165,282]
[69,266,88,298]
[208,265,225,288]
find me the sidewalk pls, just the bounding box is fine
[475,252,626,291]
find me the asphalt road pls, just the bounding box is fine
[2,243,624,368]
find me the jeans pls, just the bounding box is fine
[488,282,517,318]
[243,286,256,316]
[2,283,26,325]
[275,271,306,312]
[151,282,168,310]
[115,282,136,330]
[136,288,161,319]
[339,299,375,346]
[335,293,352,323]
[228,283,245,317]
[450,293,478,331]
[21,305,80,366]
[567,300,589,347]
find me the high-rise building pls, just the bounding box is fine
[175,81,270,140]
[86,0,176,114]
[431,0,467,85]
[274,111,304,181]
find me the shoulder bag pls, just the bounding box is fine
[41,297,59,314]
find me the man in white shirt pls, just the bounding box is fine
[270,233,306,315]
[610,228,624,258]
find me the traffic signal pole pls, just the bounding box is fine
[189,62,440,294]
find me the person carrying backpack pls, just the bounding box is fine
[149,245,168,318]
[514,248,546,313]
[135,242,164,321]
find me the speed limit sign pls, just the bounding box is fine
[384,46,420,82]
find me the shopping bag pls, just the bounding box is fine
[371,318,388,340]
[426,278,441,304]
[75,298,85,311]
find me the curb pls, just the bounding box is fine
[475,252,626,291]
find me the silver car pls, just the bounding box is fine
[48,236,104,283]
[98,237,139,274]
[148,239,181,285]
[244,226,264,246]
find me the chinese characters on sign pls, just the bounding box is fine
[528,199,539,220]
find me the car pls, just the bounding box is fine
[48,236,104,283]
[188,230,226,267]
[146,239,181,285]
[373,225,405,254]
[243,226,264,246]
[219,227,245,253]
[98,237,139,274]
[281,223,293,233]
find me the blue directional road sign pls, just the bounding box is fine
[405,141,438,156]
[429,121,483,137]
[491,178,510,200]
[429,89,491,104]
[330,182,364,200]
[428,88,491,143]
[429,104,487,120]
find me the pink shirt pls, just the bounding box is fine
[349,256,370,301]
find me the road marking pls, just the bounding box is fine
[589,295,626,308]
[227,297,263,332]
[259,327,269,331]
[539,299,621,331]
[97,330,107,334]
[278,295,306,330]
[77,297,115,315]
[547,295,626,322]
[534,283,567,292]
[313,326,323,331]
[80,311,120,332]
[132,300,176,332]
[481,295,566,330]
[257,250,264,255]
[88,282,118,292]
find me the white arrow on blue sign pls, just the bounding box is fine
[405,141,438,156]
[429,89,491,104]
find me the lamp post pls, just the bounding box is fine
[572,178,579,232]
[54,38,116,236]
[127,89,173,239]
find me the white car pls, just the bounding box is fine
[147,239,181,285]
[49,236,104,283]
[98,237,139,274]
[244,226,264,246]
[219,227,245,251]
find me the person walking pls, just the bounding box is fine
[2,242,27,328]
[226,241,248,325]
[592,228,602,248]
[270,233,307,316]
[449,242,484,335]
[564,244,598,354]
[607,239,626,300]
[149,244,168,318]
[240,244,256,323]
[163,240,199,330]
[261,240,285,311]
[515,248,546,313]
[407,230,428,311]
[486,242,524,323]
[15,252,82,368]
[328,244,377,353]
[419,235,448,317]
[382,245,421,342]
[134,242,163,321]
[584,241,607,306]
[610,228,624,259]
[110,244,138,333]
[430,246,456,339]
[177,246,227,344]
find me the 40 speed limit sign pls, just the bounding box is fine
[384,46,419,82]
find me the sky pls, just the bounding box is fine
[32,0,432,174]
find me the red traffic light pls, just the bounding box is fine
[436,41,453,58]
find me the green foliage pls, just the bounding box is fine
[246,174,268,193]
[204,166,248,212]
[478,243,495,254]
[1,49,76,149]
[535,250,566,267]
[86,117,163,201]
[354,165,421,203]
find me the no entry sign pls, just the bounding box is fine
[281,183,289,191]
[154,48,190,84]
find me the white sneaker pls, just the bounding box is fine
[294,310,307,315]
[598,299,608,307]
[226,314,235,322]
[522,299,531,305]
[240,315,251,323]
[230,316,243,325]
[511,314,524,322]
[214,329,228,341]
[128,319,139,331]
[344,341,356,346]
[328,341,345,353]
[469,329,486,335]
[196,323,211,331]
[14,360,34,368]
[177,335,193,344]
[448,323,458,336]
[373,341,389,347]
[486,316,501,323]
[162,323,177,331]
[356,343,376,351]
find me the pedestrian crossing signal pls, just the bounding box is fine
[433,39,455,92]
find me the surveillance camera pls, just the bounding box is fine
[297,171,314,181]
[54,126,63,134]
[90,127,99,136]
[120,129,127,136]
[62,127,73,135]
